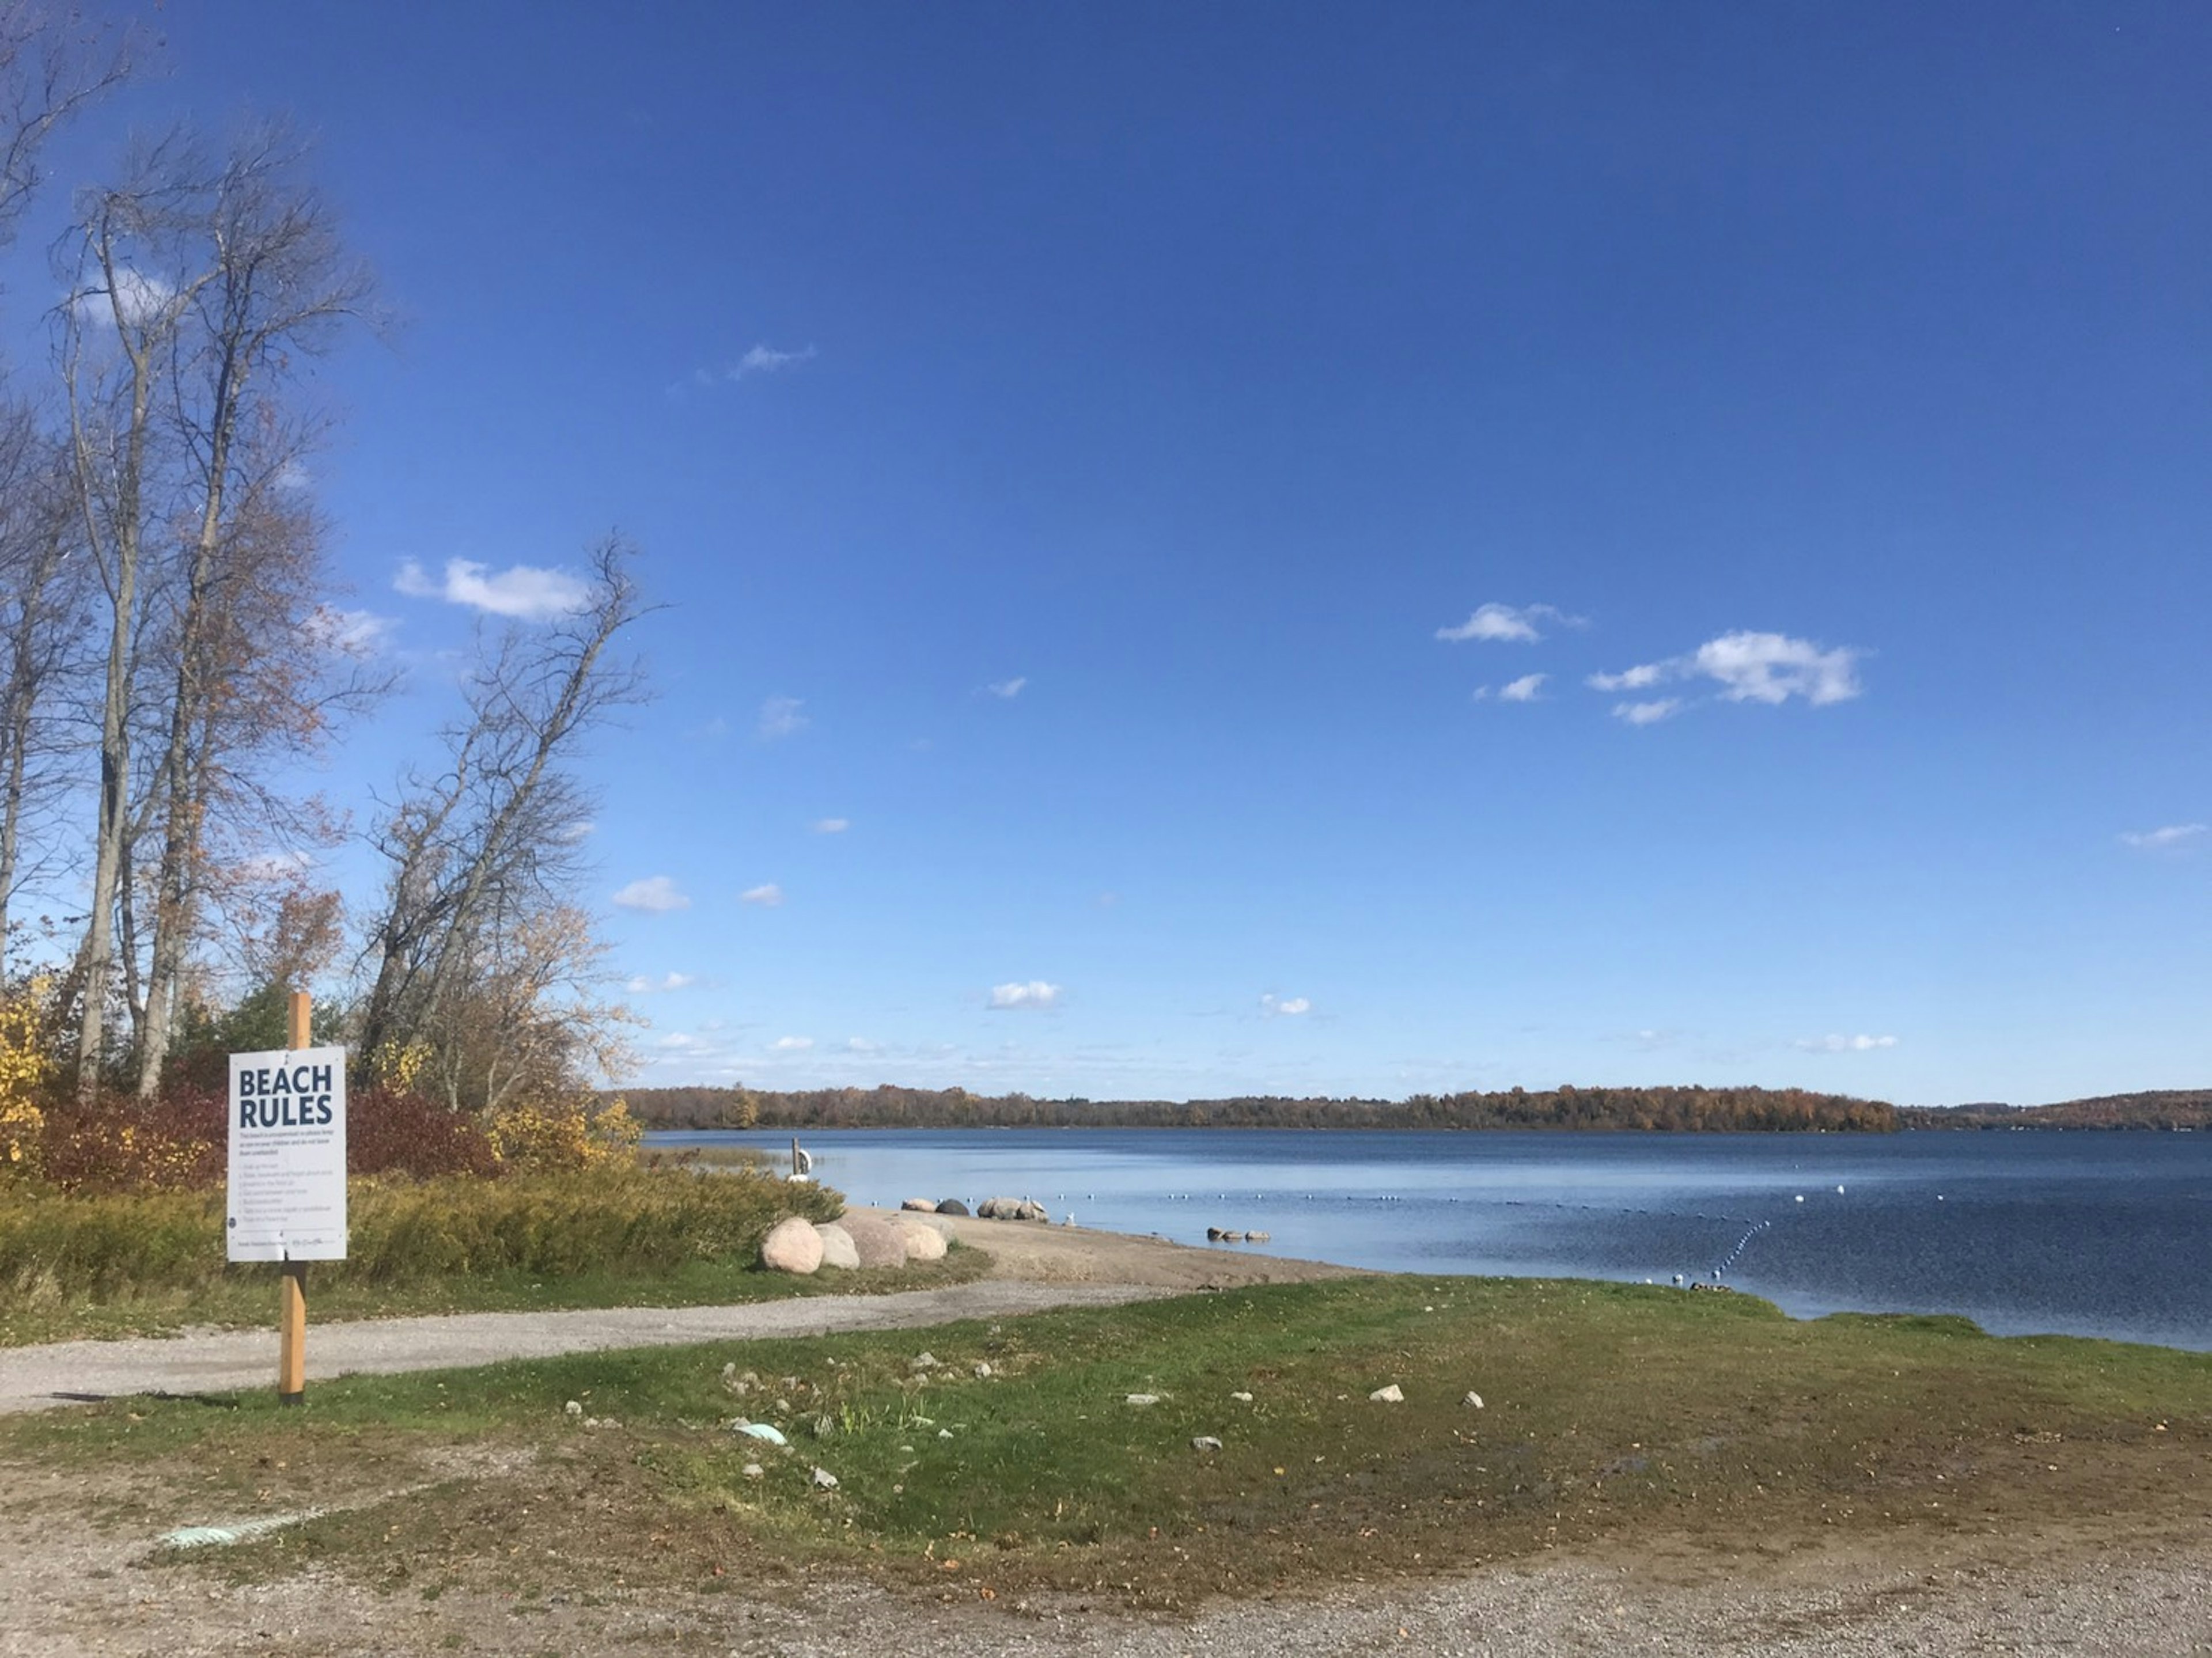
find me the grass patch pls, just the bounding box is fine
[0,1168,852,1345]
[11,1277,2207,1610]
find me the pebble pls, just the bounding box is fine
[1369,1384,1404,1404]
[810,1468,838,1490]
[1126,1393,1161,1407]
[1463,1391,1485,1409]
[1230,1391,1254,1403]
[1191,1436,1224,1453]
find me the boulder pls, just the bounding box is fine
[978,1196,1047,1221]
[842,1212,909,1268]
[935,1198,971,1216]
[1369,1383,1405,1404]
[813,1223,861,1270]
[901,1198,940,1212]
[895,1216,948,1261]
[761,1216,823,1275]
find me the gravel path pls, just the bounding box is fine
[0,1278,1168,1414]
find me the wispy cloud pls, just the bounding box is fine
[72,265,172,329]
[2120,823,2206,850]
[1261,993,1312,1017]
[1792,1033,1899,1054]
[771,1035,815,1052]
[1437,602,1586,644]
[733,343,816,378]
[624,972,698,994]
[757,696,808,740]
[812,818,850,834]
[613,876,690,913]
[739,883,785,908]
[1612,698,1682,726]
[985,677,1027,699]
[1591,631,1865,712]
[988,980,1062,1011]
[554,819,597,844]
[395,558,592,621]
[304,605,392,658]
[1497,673,1546,703]
[844,1037,882,1054]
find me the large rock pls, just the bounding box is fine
[977,1196,1047,1221]
[813,1223,860,1270]
[761,1216,823,1275]
[894,1216,948,1261]
[900,1198,939,1212]
[934,1198,971,1217]
[841,1212,909,1269]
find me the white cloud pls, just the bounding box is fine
[554,819,597,844]
[1793,1033,1899,1054]
[771,1035,815,1052]
[303,605,392,658]
[394,557,592,620]
[1436,602,1585,644]
[986,677,1027,699]
[844,1037,882,1053]
[624,972,697,993]
[72,265,173,329]
[988,980,1062,1010]
[656,1031,704,1050]
[758,696,808,739]
[1261,993,1312,1017]
[732,343,817,378]
[2120,823,2206,850]
[613,875,690,913]
[274,459,313,492]
[739,883,785,907]
[235,849,313,881]
[812,817,850,834]
[1590,632,1865,711]
[1612,698,1682,726]
[1498,673,1547,704]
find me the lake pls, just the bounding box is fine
[645,1127,2212,1352]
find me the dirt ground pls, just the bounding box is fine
[1,1217,2205,1655]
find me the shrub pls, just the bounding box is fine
[0,1167,843,1306]
[485,1090,642,1173]
[348,1085,502,1181]
[0,976,56,1178]
[39,1087,226,1195]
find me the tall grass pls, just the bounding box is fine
[0,1167,840,1308]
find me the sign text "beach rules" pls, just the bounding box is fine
[227,1045,349,1263]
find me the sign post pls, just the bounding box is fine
[226,991,347,1406]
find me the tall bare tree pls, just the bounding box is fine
[0,2,132,252]
[359,537,649,1109]
[57,125,378,1095]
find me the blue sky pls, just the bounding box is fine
[15,2,2210,1105]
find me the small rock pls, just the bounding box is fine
[938,1428,954,1439]
[1369,1384,1404,1404]
[812,1223,860,1270]
[972,1361,993,1379]
[760,1216,824,1275]
[1248,1231,1270,1242]
[1230,1391,1254,1403]
[911,1352,941,1372]
[1125,1394,1160,1407]
[811,1467,839,1490]
[742,1463,764,1480]
[564,1400,583,1417]
[1191,1436,1224,1453]
[1463,1391,1485,1409]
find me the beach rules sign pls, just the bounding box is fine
[225,1045,349,1262]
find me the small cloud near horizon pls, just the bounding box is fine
[1261,993,1312,1017]
[771,1035,815,1052]
[612,875,690,913]
[1437,602,1586,644]
[1793,1033,1899,1054]
[625,972,697,994]
[395,557,591,621]
[988,980,1061,1010]
[2120,823,2205,850]
[739,883,785,907]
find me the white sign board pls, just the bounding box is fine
[226,1046,349,1262]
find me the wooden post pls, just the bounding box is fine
[278,991,312,1406]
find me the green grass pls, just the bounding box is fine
[11,1276,2207,1610]
[0,1167,854,1344]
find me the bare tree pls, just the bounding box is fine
[0,2,133,252]
[57,124,379,1096]
[358,537,649,1109]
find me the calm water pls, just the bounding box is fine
[647,1128,2212,1352]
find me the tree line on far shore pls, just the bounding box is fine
[619,1082,1900,1134]
[1897,1090,2212,1130]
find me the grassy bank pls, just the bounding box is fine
[12,1276,2206,1610]
[0,1168,881,1345]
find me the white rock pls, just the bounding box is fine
[1369,1384,1404,1404]
[972,1361,993,1379]
[812,1223,860,1270]
[564,1400,582,1417]
[938,1428,953,1439]
[811,1467,839,1490]
[1463,1391,1485,1409]
[760,1216,824,1275]
[1125,1393,1160,1407]
[910,1352,940,1371]
[1230,1391,1253,1403]
[894,1216,949,1261]
[1191,1436,1224,1452]
[742,1463,764,1479]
